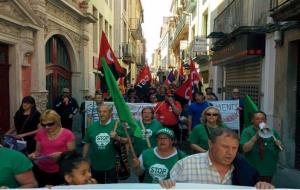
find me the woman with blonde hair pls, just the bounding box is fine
[188,106,227,153]
[28,109,75,187]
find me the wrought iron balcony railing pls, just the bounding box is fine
[129,18,143,40]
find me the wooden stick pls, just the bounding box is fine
[122,123,137,159]
[140,119,152,148]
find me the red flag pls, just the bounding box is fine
[175,79,192,101]
[189,58,201,84]
[98,31,123,73]
[136,64,152,86]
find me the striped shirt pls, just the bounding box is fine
[170,152,234,185]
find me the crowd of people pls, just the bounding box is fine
[0,84,283,189]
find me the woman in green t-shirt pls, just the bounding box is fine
[189,106,226,153]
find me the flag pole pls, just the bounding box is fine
[139,119,151,148]
[122,122,137,159]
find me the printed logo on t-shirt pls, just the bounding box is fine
[149,164,168,182]
[142,129,153,139]
[95,133,110,149]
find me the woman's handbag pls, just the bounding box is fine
[113,121,130,180]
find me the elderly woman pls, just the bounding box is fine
[28,109,75,187]
[189,106,226,153]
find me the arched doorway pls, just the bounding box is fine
[0,43,10,133]
[45,35,71,108]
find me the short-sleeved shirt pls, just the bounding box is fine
[35,128,75,173]
[187,101,210,128]
[0,147,33,188]
[84,120,126,171]
[155,101,182,126]
[240,126,280,176]
[133,119,163,156]
[188,123,226,151]
[170,152,234,184]
[139,147,186,183]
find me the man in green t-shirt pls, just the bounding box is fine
[82,104,129,184]
[132,128,186,183]
[241,111,283,183]
[0,146,37,188]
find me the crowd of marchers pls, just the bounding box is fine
[0,84,283,189]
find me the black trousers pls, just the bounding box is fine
[32,164,63,187]
[91,167,118,184]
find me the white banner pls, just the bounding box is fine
[105,102,156,120]
[208,100,240,130]
[52,182,253,189]
[84,101,156,127]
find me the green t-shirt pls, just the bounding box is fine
[133,119,163,156]
[141,148,186,183]
[84,120,126,171]
[188,123,226,151]
[0,147,33,188]
[240,125,280,176]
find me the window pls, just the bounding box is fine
[109,25,112,44]
[93,6,98,53]
[202,11,208,37]
[99,14,103,33]
[124,0,127,11]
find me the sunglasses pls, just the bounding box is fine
[41,122,55,127]
[206,113,219,117]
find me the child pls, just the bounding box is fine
[58,151,97,185]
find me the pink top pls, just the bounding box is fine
[35,128,75,173]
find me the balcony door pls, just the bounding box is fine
[45,35,71,108]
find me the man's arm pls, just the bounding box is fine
[242,132,259,153]
[82,143,90,159]
[15,170,38,188]
[190,143,207,153]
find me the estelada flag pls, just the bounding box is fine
[175,78,192,101]
[98,31,123,74]
[136,64,152,86]
[189,58,201,84]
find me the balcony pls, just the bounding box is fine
[172,14,189,46]
[213,0,268,34]
[270,0,300,21]
[129,18,143,40]
[121,43,136,64]
[186,0,197,13]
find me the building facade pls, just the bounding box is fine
[0,0,95,133]
[270,0,300,170]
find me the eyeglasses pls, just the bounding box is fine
[206,113,219,117]
[41,122,55,127]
